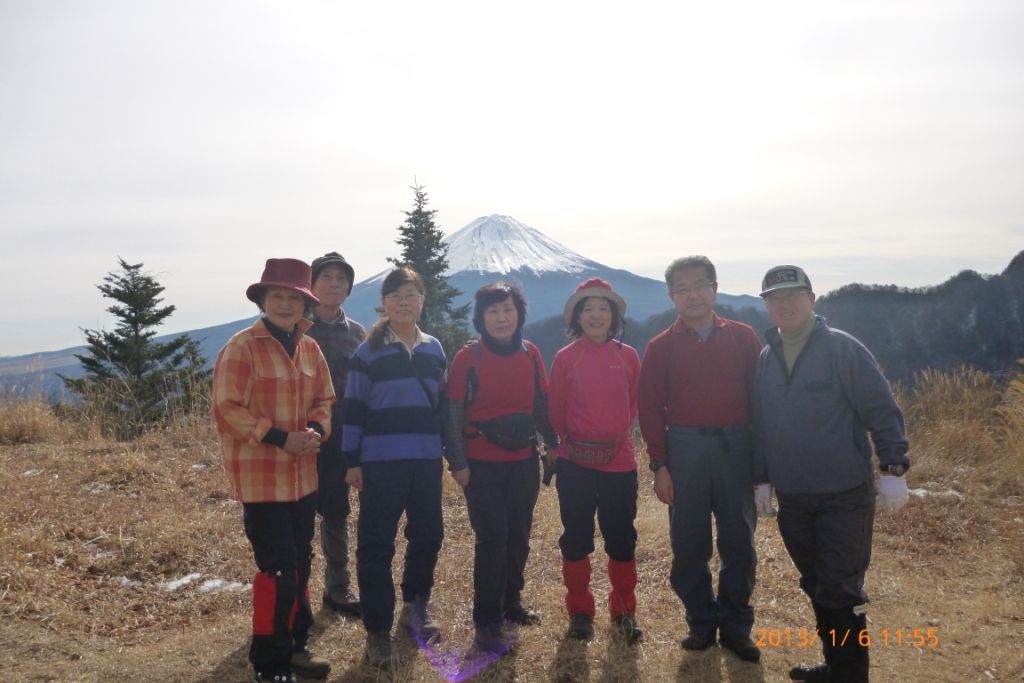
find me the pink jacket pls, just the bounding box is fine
[548,337,640,472]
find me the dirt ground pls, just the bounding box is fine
[1,427,1023,682]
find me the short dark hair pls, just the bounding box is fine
[472,281,527,334]
[664,255,716,287]
[567,296,622,341]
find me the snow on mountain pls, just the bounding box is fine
[445,215,591,275]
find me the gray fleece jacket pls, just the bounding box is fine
[752,316,910,495]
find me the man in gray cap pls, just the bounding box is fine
[752,265,910,683]
[308,252,366,617]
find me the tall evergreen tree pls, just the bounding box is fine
[387,184,471,355]
[61,258,210,438]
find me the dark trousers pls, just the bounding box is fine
[317,431,353,593]
[666,425,757,640]
[776,481,875,608]
[242,492,317,670]
[777,482,875,683]
[464,456,540,626]
[356,458,444,634]
[555,459,638,562]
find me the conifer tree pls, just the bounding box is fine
[61,258,210,438]
[387,184,471,355]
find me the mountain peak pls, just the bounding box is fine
[445,214,591,275]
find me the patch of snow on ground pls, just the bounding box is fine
[198,578,249,593]
[161,573,202,591]
[909,487,965,501]
[118,576,143,588]
[22,469,42,477]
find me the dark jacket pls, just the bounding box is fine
[752,316,909,495]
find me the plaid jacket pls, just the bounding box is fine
[213,318,336,503]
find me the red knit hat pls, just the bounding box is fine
[562,277,627,323]
[245,258,320,305]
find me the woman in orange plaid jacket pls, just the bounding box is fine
[212,258,336,683]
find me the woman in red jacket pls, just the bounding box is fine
[548,278,643,643]
[443,281,556,654]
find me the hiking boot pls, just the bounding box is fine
[565,613,594,641]
[362,632,393,671]
[254,664,295,683]
[681,631,717,651]
[789,662,830,681]
[474,623,509,654]
[613,613,644,645]
[504,602,541,626]
[399,597,442,643]
[322,588,361,618]
[721,634,762,663]
[290,647,331,678]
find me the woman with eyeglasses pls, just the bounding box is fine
[341,266,451,670]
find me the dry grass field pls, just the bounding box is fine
[1,366,1023,682]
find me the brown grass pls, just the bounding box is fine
[0,399,64,445]
[2,368,1024,682]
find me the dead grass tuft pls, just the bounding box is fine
[0,398,63,445]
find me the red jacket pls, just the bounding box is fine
[548,338,641,472]
[445,339,549,462]
[638,315,761,464]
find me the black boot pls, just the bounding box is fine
[789,601,831,681]
[828,605,869,683]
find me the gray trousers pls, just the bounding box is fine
[320,511,352,593]
[666,424,757,640]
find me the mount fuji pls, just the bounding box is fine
[341,214,761,326]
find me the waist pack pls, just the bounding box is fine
[565,436,617,466]
[470,413,537,451]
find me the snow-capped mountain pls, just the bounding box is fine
[342,214,761,327]
[445,215,590,275]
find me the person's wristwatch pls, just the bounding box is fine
[880,463,908,476]
[649,460,666,473]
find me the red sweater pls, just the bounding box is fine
[638,315,761,463]
[445,339,549,463]
[548,338,641,472]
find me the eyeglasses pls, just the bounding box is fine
[384,292,423,304]
[670,281,716,297]
[764,289,809,303]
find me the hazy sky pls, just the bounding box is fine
[3,0,1022,356]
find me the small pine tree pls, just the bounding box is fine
[61,258,210,438]
[387,184,471,355]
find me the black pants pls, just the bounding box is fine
[555,459,638,562]
[776,481,875,609]
[242,492,317,671]
[464,456,540,626]
[356,458,444,634]
[777,482,875,683]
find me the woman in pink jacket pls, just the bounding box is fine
[548,277,643,643]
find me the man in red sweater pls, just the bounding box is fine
[638,255,763,663]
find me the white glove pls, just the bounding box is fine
[877,475,910,511]
[754,483,777,517]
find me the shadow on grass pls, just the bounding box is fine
[549,637,590,682]
[675,646,723,683]
[197,641,250,683]
[597,627,640,682]
[722,650,766,683]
